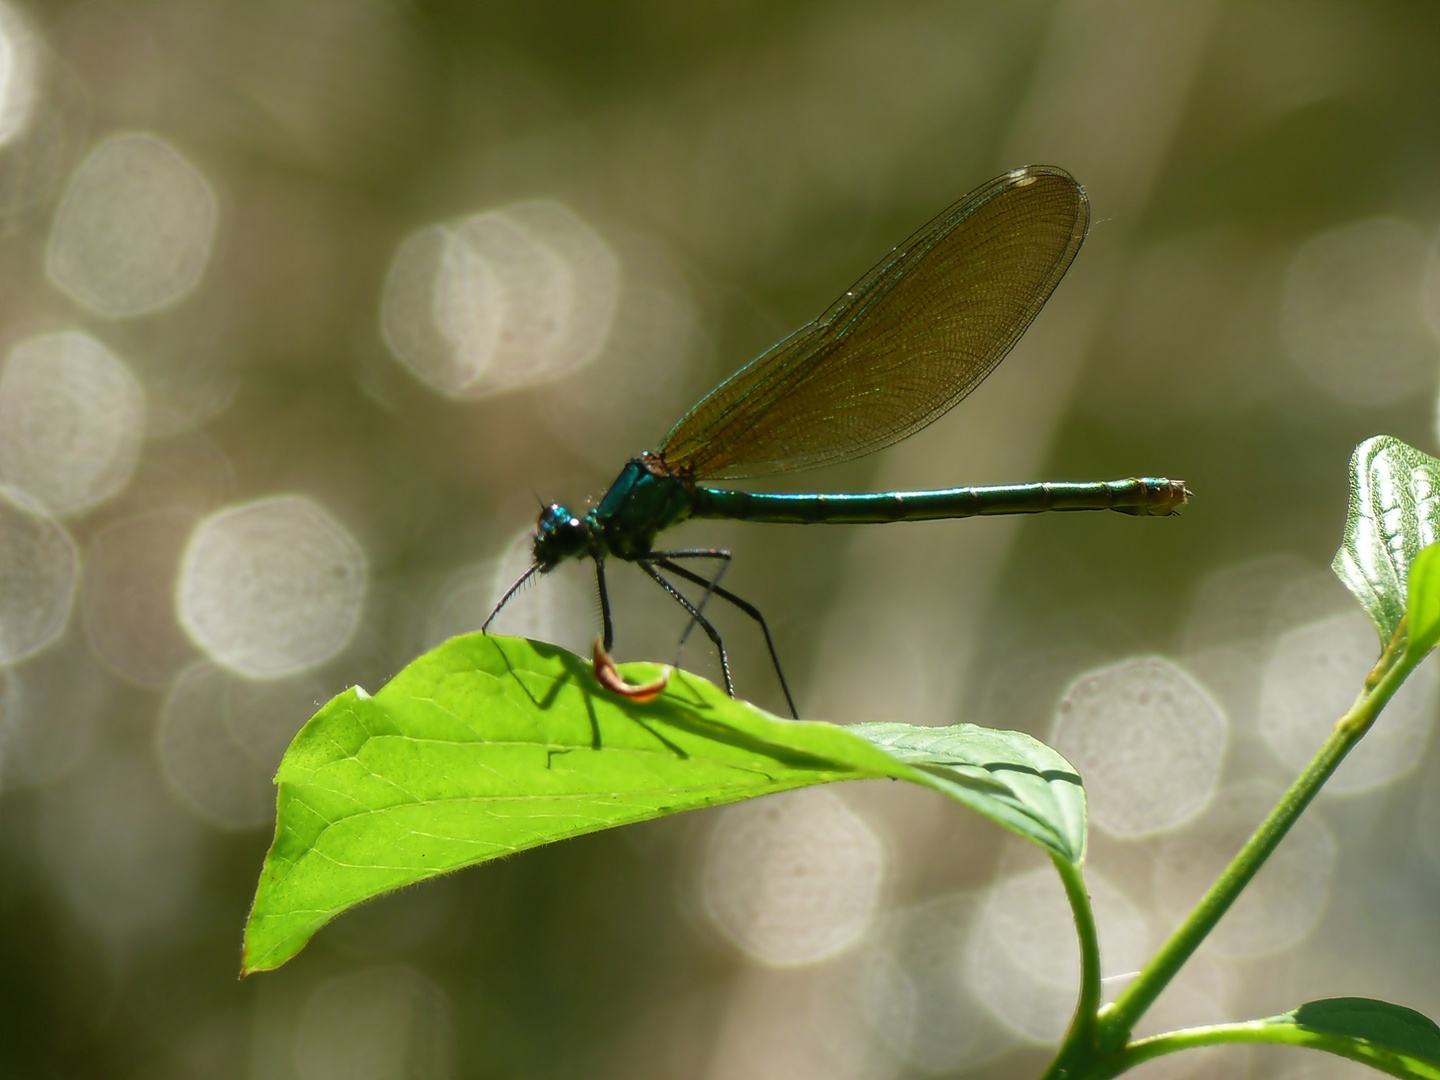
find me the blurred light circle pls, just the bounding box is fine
[157,662,324,829]
[1051,657,1227,838]
[382,224,478,395]
[81,511,197,686]
[448,201,621,388]
[1260,611,1438,795]
[0,486,78,664]
[425,526,592,655]
[966,867,1149,1043]
[1281,217,1438,405]
[47,132,218,317]
[0,331,146,516]
[861,894,1013,1072]
[176,495,366,678]
[1155,781,1335,959]
[381,199,619,399]
[702,787,885,966]
[293,965,453,1080]
[0,1,37,148]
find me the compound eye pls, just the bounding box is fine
[538,504,570,531]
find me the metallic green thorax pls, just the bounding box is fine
[588,458,693,558]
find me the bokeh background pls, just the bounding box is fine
[1,1,1439,1078]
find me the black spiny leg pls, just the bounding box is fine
[635,561,735,698]
[641,550,730,667]
[653,555,797,719]
[649,549,731,651]
[595,558,615,651]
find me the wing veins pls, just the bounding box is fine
[659,166,1088,479]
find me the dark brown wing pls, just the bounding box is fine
[658,166,1088,479]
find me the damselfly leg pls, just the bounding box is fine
[635,560,734,699]
[649,552,797,718]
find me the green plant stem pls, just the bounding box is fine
[1100,1020,1429,1080]
[1047,855,1103,1066]
[1093,642,1417,1054]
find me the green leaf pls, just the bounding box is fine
[1333,436,1440,644]
[848,721,1084,863]
[242,634,1087,974]
[1407,544,1440,658]
[1269,997,1440,1079]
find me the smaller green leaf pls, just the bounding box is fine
[1268,997,1440,1080]
[1288,999,1440,1065]
[1333,436,1440,644]
[1407,544,1440,658]
[848,721,1084,863]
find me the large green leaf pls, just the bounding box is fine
[1333,436,1440,644]
[242,634,1085,974]
[1269,997,1440,1079]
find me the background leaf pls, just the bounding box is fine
[242,634,1088,974]
[848,721,1084,862]
[1270,997,1440,1079]
[1407,544,1440,658]
[1333,436,1440,644]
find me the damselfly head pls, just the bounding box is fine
[533,503,590,569]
